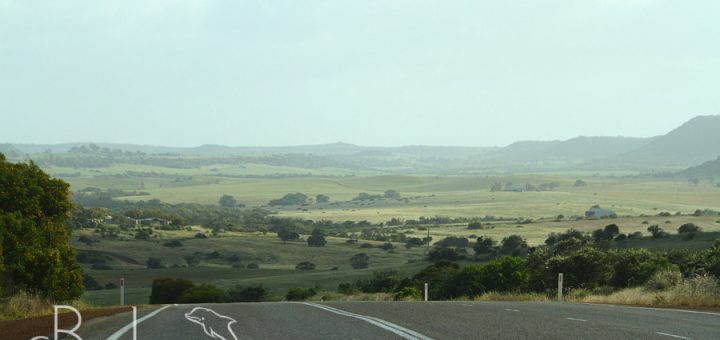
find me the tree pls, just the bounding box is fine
[678,223,701,234]
[146,257,164,269]
[647,225,669,238]
[307,229,327,247]
[384,190,401,199]
[219,195,238,208]
[177,284,225,303]
[315,194,330,203]
[474,236,496,255]
[226,284,269,302]
[278,228,300,243]
[150,277,195,304]
[0,155,83,301]
[604,224,620,237]
[269,193,308,206]
[295,261,316,270]
[499,235,529,256]
[468,222,483,230]
[351,253,370,269]
[285,287,316,301]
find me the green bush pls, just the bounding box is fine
[439,257,528,299]
[226,284,269,302]
[645,269,683,291]
[285,287,316,301]
[394,287,421,301]
[177,284,225,304]
[149,277,195,304]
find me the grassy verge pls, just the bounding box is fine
[583,275,720,308]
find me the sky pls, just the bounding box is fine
[1,0,719,147]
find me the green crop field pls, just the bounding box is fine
[42,159,720,306]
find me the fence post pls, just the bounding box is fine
[424,283,428,302]
[120,278,125,306]
[557,273,563,302]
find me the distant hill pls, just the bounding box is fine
[600,115,720,169]
[472,137,651,166]
[0,143,22,157]
[6,115,719,172]
[684,157,720,179]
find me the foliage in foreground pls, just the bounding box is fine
[0,154,83,301]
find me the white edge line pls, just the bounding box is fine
[301,303,433,340]
[107,305,171,340]
[582,303,720,317]
[656,332,691,339]
[565,317,587,322]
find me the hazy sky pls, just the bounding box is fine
[1,1,719,147]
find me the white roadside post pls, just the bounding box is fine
[557,273,564,302]
[424,283,428,302]
[120,278,125,306]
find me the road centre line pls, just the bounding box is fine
[656,332,691,339]
[582,303,720,317]
[505,309,520,312]
[107,305,172,340]
[301,303,433,340]
[565,317,587,322]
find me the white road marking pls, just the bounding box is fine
[302,303,433,340]
[583,303,720,317]
[505,309,520,312]
[656,332,691,339]
[565,317,587,322]
[461,303,473,307]
[107,305,172,340]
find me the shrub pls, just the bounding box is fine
[645,270,683,291]
[226,284,269,302]
[307,229,327,247]
[285,287,316,301]
[194,233,208,239]
[678,223,701,234]
[83,274,102,291]
[105,283,118,289]
[91,263,113,270]
[246,263,260,269]
[468,222,483,230]
[149,278,195,304]
[351,253,370,269]
[337,283,356,295]
[439,257,528,299]
[355,270,401,293]
[295,261,316,270]
[380,243,394,251]
[428,247,465,262]
[177,284,225,304]
[146,257,164,269]
[394,287,421,301]
[610,249,673,287]
[163,240,183,248]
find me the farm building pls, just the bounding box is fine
[585,206,617,219]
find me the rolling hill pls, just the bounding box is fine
[599,115,720,169]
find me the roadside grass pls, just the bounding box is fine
[583,275,720,308]
[0,292,88,321]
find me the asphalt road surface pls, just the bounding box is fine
[66,301,719,340]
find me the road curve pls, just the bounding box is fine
[70,301,719,340]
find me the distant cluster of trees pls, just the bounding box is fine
[353,190,402,201]
[339,225,720,300]
[490,182,560,192]
[29,145,354,169]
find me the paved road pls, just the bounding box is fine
[69,301,719,340]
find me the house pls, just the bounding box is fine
[127,217,167,226]
[585,206,617,219]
